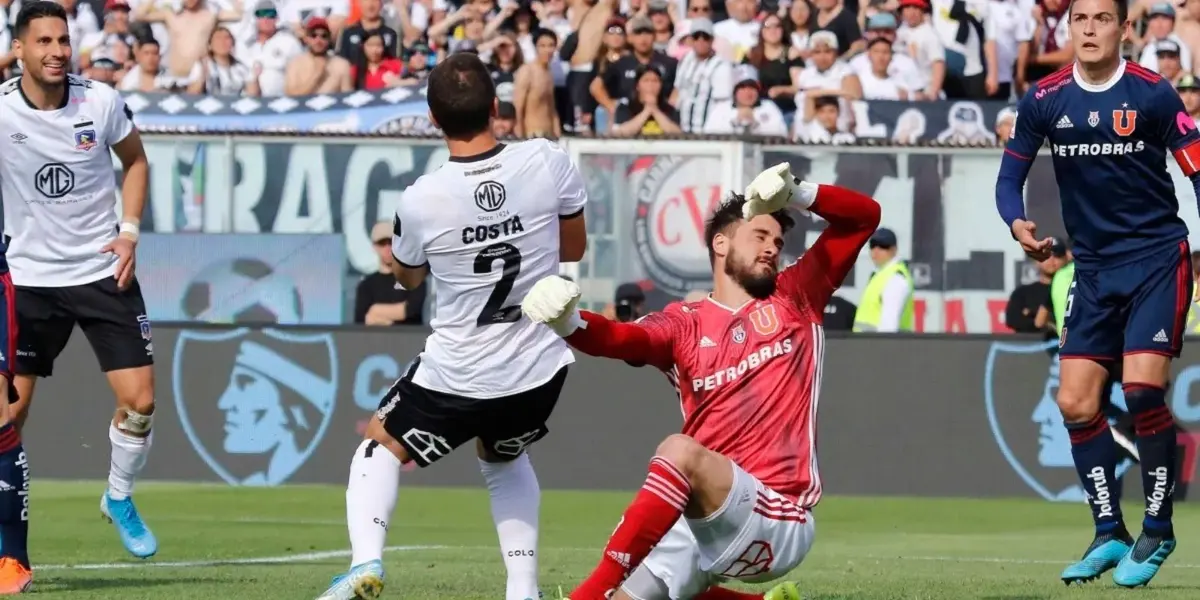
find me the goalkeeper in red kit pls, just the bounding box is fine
[521,164,881,600]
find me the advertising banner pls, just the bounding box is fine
[123,85,1009,141]
[137,233,346,324]
[24,325,1200,502]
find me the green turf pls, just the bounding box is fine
[18,481,1200,598]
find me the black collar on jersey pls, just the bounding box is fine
[449,143,506,163]
[17,76,69,111]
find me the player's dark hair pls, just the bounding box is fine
[1069,0,1128,23]
[427,52,496,140]
[15,1,68,39]
[704,194,795,265]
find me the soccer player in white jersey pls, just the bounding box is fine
[316,52,588,600]
[0,0,158,572]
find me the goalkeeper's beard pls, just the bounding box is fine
[725,248,777,300]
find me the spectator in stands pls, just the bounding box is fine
[648,0,675,51]
[675,17,732,132]
[988,0,1034,99]
[1152,39,1187,84]
[493,101,518,136]
[794,95,855,141]
[613,63,683,134]
[853,227,915,333]
[560,0,616,134]
[136,0,244,83]
[1180,75,1200,127]
[896,0,944,99]
[796,31,860,131]
[856,37,909,98]
[281,0,350,39]
[994,105,1016,141]
[703,65,789,135]
[593,15,677,131]
[245,1,303,97]
[1141,4,1194,73]
[285,17,353,95]
[355,221,426,327]
[788,0,813,57]
[614,283,647,322]
[429,4,484,53]
[534,0,574,48]
[1175,0,1200,63]
[62,0,102,67]
[850,13,922,94]
[79,0,137,72]
[397,41,434,84]
[352,30,404,89]
[514,29,562,137]
[931,0,991,98]
[337,0,399,66]
[590,17,628,128]
[118,37,182,91]
[743,12,803,117]
[811,0,863,57]
[714,0,760,61]
[87,51,121,85]
[487,33,524,103]
[1027,0,1071,82]
[1006,241,1063,334]
[186,26,259,95]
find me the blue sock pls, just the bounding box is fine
[1125,383,1177,538]
[0,424,28,568]
[1066,412,1124,535]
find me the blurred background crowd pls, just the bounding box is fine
[11,0,1200,140]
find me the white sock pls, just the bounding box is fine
[347,439,401,567]
[108,424,152,501]
[479,454,541,600]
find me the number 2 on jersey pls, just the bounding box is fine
[475,243,523,326]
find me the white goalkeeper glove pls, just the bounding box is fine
[742,162,819,220]
[521,275,585,337]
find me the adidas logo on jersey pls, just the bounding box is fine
[1056,115,1073,129]
[700,336,717,348]
[0,480,14,492]
[1154,329,1169,343]
[606,551,631,569]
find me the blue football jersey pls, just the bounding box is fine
[1003,61,1200,266]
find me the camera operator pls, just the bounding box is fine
[614,282,646,322]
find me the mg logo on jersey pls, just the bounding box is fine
[983,340,1136,502]
[173,328,338,486]
[34,163,74,199]
[474,181,507,212]
[1112,109,1138,136]
[633,155,724,297]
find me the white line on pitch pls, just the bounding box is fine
[34,545,449,571]
[861,555,1200,569]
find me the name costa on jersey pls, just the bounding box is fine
[462,215,525,244]
[692,339,794,392]
[1052,140,1147,157]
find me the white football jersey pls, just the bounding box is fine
[0,75,133,287]
[393,139,586,398]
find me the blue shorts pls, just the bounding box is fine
[1060,241,1193,360]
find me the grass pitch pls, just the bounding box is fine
[22,481,1200,599]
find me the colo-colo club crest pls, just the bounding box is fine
[633,155,726,297]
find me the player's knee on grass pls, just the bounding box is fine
[364,416,413,464]
[1056,359,1110,423]
[655,434,733,517]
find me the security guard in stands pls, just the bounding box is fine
[853,227,915,332]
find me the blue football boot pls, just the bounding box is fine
[1113,532,1176,588]
[100,491,158,559]
[1061,528,1132,585]
[316,559,385,600]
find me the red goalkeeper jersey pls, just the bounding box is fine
[568,185,880,507]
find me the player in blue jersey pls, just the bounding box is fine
[995,0,1199,588]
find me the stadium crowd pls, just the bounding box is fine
[10,0,1200,137]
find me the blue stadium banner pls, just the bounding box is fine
[122,85,1013,140]
[136,233,346,325]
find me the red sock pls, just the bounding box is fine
[570,456,691,600]
[696,587,764,599]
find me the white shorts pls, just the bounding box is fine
[620,462,815,600]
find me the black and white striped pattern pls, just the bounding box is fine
[675,51,732,133]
